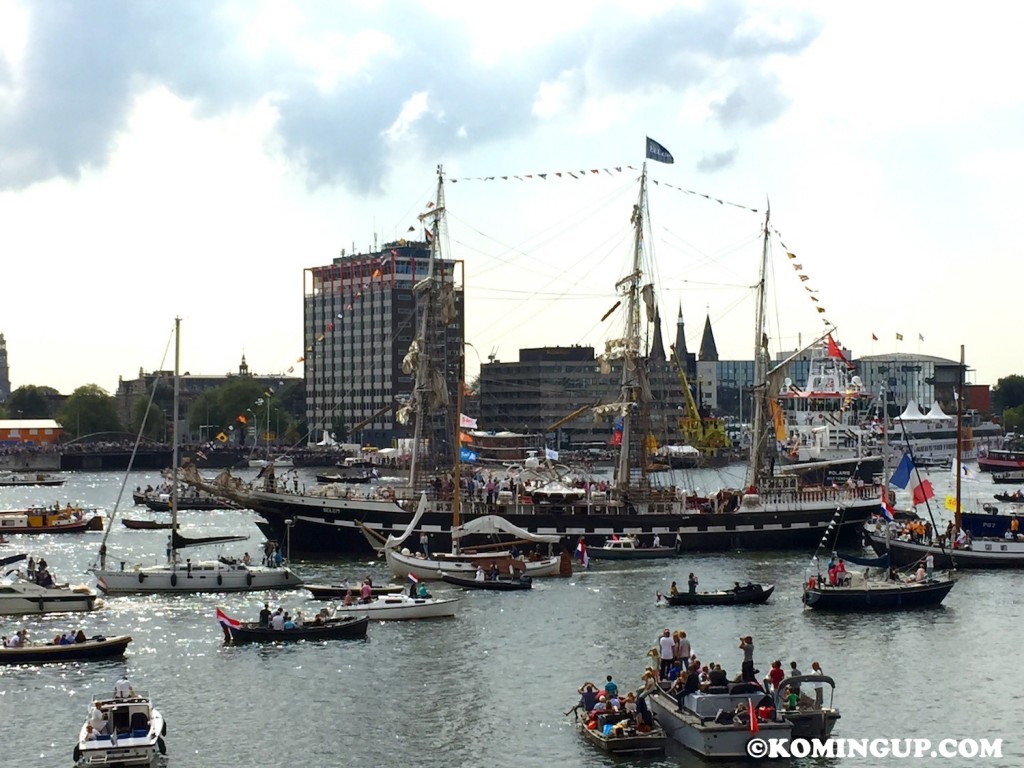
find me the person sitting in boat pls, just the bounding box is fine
[577,682,600,712]
[88,705,108,736]
[475,565,485,582]
[271,608,285,631]
[708,664,728,690]
[622,691,638,713]
[836,559,848,586]
[37,568,54,588]
[665,659,682,681]
[113,675,136,699]
[907,566,927,583]
[688,573,698,594]
[359,580,373,603]
[417,582,429,599]
[282,613,296,630]
[669,580,679,596]
[343,590,354,607]
[242,552,252,566]
[75,629,87,643]
[488,563,500,581]
[60,630,76,645]
[84,724,98,742]
[784,686,799,711]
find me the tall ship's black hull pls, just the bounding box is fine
[244,491,876,556]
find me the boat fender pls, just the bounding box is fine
[138,572,146,583]
[73,746,82,762]
[246,572,253,586]
[807,577,816,589]
[38,598,45,611]
[217,573,223,586]
[162,721,167,736]
[158,736,167,754]
[170,573,177,587]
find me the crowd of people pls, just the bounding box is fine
[23,555,57,588]
[2,628,89,647]
[638,629,829,715]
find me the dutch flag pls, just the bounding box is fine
[575,538,589,569]
[879,496,895,523]
[407,573,419,585]
[216,608,241,631]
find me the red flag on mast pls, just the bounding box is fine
[826,334,854,370]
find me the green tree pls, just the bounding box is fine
[57,385,123,440]
[1003,404,1024,433]
[131,397,169,442]
[188,378,267,445]
[6,385,61,418]
[994,375,1024,413]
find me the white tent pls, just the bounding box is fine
[895,400,927,421]
[924,401,952,420]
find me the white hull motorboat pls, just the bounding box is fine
[341,594,457,620]
[92,561,301,594]
[0,579,98,616]
[75,692,166,767]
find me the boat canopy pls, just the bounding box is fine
[836,551,889,568]
[172,530,248,550]
[452,515,560,543]
[895,400,927,421]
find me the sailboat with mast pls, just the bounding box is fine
[91,319,301,594]
[867,345,1024,569]
[183,163,879,555]
[802,384,955,610]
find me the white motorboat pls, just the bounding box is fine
[0,578,98,616]
[248,456,293,468]
[340,593,457,620]
[74,691,166,767]
[0,470,66,487]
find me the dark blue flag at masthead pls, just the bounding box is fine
[645,136,674,164]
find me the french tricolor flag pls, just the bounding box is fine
[575,538,589,569]
[879,495,896,522]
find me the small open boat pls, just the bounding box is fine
[304,582,404,599]
[658,582,774,607]
[578,715,666,756]
[220,611,369,643]
[0,471,67,487]
[0,506,104,534]
[440,572,532,591]
[121,518,174,530]
[0,635,131,665]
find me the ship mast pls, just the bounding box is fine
[408,166,445,487]
[170,316,181,566]
[954,344,965,534]
[615,165,648,489]
[747,205,772,487]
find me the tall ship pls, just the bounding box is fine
[185,165,879,555]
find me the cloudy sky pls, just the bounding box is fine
[1,0,1021,399]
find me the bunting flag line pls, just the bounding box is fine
[447,165,760,212]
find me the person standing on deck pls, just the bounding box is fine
[739,636,755,683]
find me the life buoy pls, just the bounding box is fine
[246,572,254,586]
[170,573,177,587]
[217,574,223,586]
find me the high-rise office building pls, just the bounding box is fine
[303,240,464,451]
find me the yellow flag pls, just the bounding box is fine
[944,495,959,512]
[215,432,228,444]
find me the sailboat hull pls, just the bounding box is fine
[238,488,877,556]
[802,579,954,610]
[92,563,301,594]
